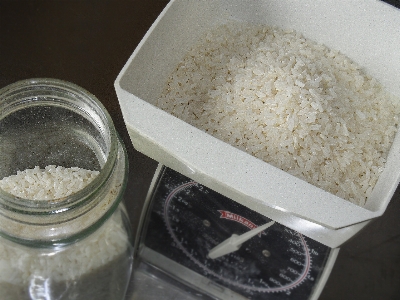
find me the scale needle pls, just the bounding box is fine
[208,221,275,259]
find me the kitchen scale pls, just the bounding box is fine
[114,1,400,299]
[132,164,338,300]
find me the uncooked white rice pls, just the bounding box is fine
[0,165,99,200]
[0,166,130,298]
[157,23,400,206]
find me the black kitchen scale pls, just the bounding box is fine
[115,2,400,299]
[133,165,339,300]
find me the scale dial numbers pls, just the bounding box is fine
[143,167,331,300]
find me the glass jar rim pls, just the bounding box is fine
[0,78,118,215]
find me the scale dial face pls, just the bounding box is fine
[142,167,332,300]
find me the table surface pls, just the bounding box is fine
[1,1,400,299]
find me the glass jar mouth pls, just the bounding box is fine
[0,78,118,215]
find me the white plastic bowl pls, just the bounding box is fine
[115,0,400,247]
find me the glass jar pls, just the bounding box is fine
[0,78,133,300]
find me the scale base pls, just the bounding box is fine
[128,246,339,300]
[129,165,340,299]
[128,258,215,299]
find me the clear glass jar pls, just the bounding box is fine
[0,78,133,300]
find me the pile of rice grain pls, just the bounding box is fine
[0,165,99,200]
[157,23,400,206]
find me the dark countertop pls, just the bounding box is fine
[1,1,399,299]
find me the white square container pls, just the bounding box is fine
[115,0,400,247]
